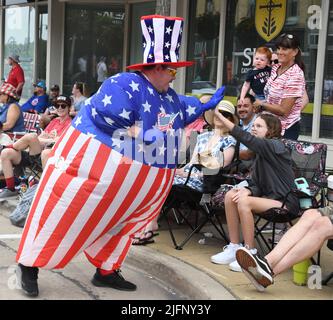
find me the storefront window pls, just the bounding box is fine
[3,5,35,100]
[320,1,333,139]
[224,0,321,136]
[185,0,221,95]
[129,1,156,68]
[63,4,125,95]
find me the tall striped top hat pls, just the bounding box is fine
[127,15,194,70]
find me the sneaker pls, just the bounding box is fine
[16,264,39,297]
[229,248,257,272]
[236,247,274,292]
[211,243,242,265]
[92,269,137,291]
[229,260,242,272]
[0,188,19,200]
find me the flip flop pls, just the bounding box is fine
[143,230,159,240]
[132,237,155,246]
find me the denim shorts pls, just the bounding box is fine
[318,206,333,224]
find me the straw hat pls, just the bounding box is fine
[204,100,236,127]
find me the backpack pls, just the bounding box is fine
[9,184,38,228]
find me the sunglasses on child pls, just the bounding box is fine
[219,111,233,118]
[55,103,69,109]
[166,67,177,77]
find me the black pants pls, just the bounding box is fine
[283,121,300,140]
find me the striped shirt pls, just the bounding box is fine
[264,63,305,134]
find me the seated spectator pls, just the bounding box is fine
[70,82,87,118]
[21,81,49,114]
[173,100,238,193]
[0,83,25,133]
[236,94,256,172]
[210,113,299,273]
[39,84,61,129]
[0,95,72,199]
[48,84,60,106]
[236,207,333,291]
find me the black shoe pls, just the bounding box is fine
[17,263,39,297]
[92,269,137,291]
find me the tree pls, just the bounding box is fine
[156,0,170,16]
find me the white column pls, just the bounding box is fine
[216,0,227,89]
[312,0,330,139]
[46,0,65,91]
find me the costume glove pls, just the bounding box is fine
[201,86,226,111]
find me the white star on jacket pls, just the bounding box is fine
[104,117,115,126]
[166,94,174,103]
[142,101,152,113]
[75,116,82,127]
[102,94,112,107]
[119,109,131,120]
[129,81,140,92]
[186,106,196,117]
[147,87,154,96]
[91,108,98,118]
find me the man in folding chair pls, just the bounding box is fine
[236,207,333,292]
[0,95,71,199]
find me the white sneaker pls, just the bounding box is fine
[229,260,242,272]
[229,248,257,272]
[211,243,242,265]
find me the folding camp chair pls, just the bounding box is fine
[322,239,333,285]
[7,112,41,142]
[254,139,328,257]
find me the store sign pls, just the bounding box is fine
[255,0,287,42]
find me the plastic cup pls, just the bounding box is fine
[293,259,311,286]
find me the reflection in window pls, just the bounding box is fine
[3,6,35,100]
[224,0,321,136]
[63,4,125,95]
[320,1,333,139]
[185,0,221,95]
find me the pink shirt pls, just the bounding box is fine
[185,117,205,139]
[44,117,71,137]
[264,63,305,134]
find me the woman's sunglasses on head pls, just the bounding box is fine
[280,33,294,39]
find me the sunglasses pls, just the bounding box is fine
[55,103,68,109]
[166,67,177,77]
[271,59,279,64]
[280,33,294,39]
[220,111,233,118]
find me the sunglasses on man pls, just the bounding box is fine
[166,67,177,77]
[55,103,68,109]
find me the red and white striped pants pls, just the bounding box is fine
[16,126,175,271]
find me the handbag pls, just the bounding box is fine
[198,149,224,170]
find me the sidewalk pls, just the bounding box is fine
[140,220,333,300]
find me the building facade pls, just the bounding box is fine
[0,0,332,165]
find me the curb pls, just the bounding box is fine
[127,246,236,300]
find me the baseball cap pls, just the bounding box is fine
[50,84,60,91]
[34,81,47,90]
[54,95,71,107]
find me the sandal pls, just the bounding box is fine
[143,230,159,241]
[132,237,155,246]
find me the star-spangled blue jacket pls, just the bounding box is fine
[73,72,207,169]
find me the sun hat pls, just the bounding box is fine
[0,83,19,100]
[204,100,236,127]
[127,15,194,70]
[8,53,20,63]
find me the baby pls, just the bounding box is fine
[240,46,272,103]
